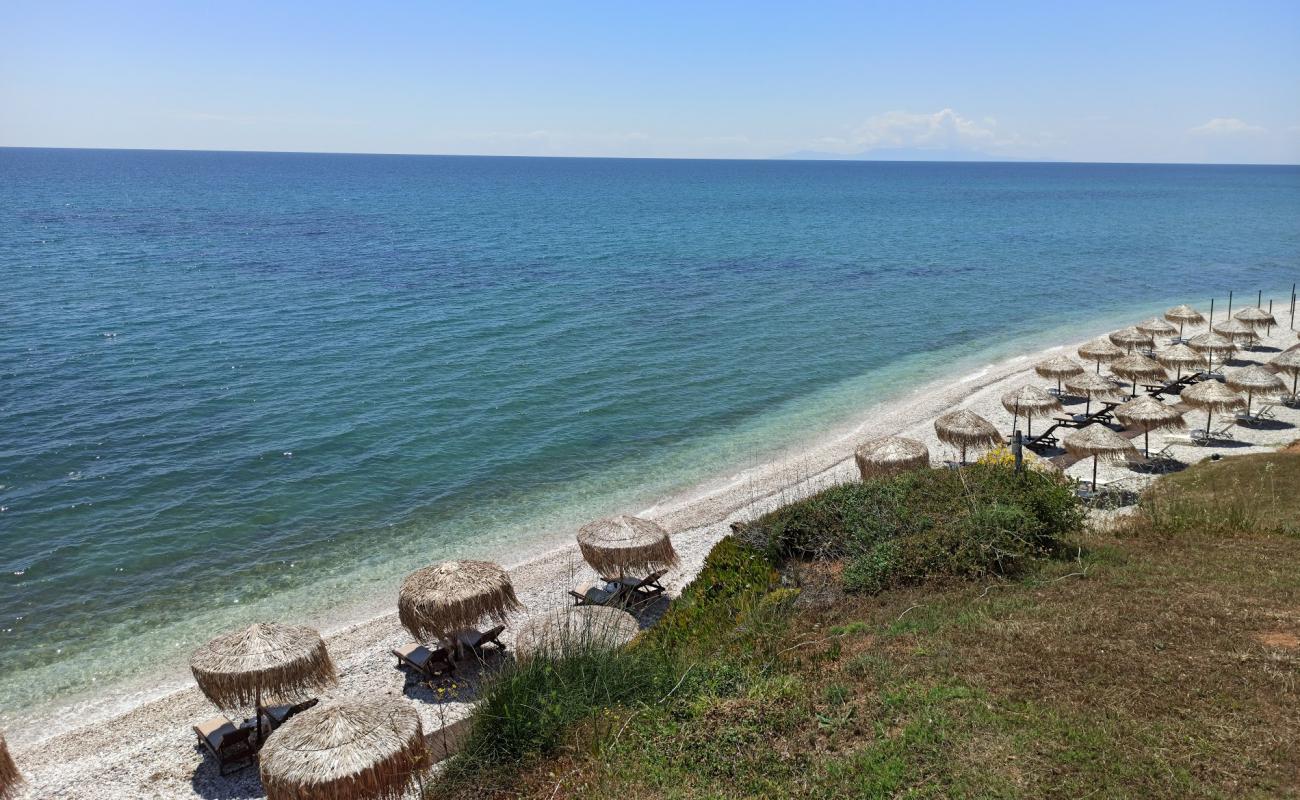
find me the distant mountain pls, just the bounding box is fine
[776,147,1042,162]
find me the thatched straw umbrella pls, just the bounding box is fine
[1034,355,1084,395]
[515,605,640,658]
[1182,380,1245,437]
[933,409,1000,465]
[1234,306,1276,334]
[0,733,21,800]
[1271,346,1300,398]
[1109,354,1168,397]
[1212,317,1259,346]
[399,560,521,643]
[1156,343,1204,379]
[1114,396,1185,457]
[191,622,337,744]
[577,515,679,579]
[1000,385,1062,437]
[1186,332,1235,373]
[1063,423,1137,491]
[1063,372,1122,416]
[1108,326,1154,353]
[1136,317,1177,341]
[259,697,427,800]
[1164,304,1205,338]
[1225,365,1286,416]
[854,436,930,480]
[1078,338,1124,373]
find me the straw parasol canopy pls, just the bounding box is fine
[1271,345,1300,397]
[1225,365,1286,416]
[933,409,1000,464]
[1000,385,1062,437]
[854,436,930,480]
[259,696,427,800]
[399,560,521,642]
[1114,396,1185,457]
[1156,343,1205,378]
[1182,379,1245,435]
[190,623,337,714]
[0,733,21,800]
[1109,354,1168,397]
[1063,371,1123,416]
[514,605,641,658]
[1078,338,1124,372]
[1136,317,1177,338]
[1186,332,1235,372]
[577,515,679,578]
[1212,317,1259,344]
[1063,423,1137,490]
[1234,306,1276,331]
[1108,326,1154,352]
[1164,304,1205,326]
[1034,355,1084,394]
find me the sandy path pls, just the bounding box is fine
[7,316,1298,799]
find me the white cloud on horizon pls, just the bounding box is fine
[848,108,1023,153]
[1190,117,1267,136]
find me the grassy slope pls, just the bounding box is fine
[436,453,1300,799]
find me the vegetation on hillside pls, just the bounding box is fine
[433,454,1299,799]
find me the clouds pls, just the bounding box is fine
[1190,117,1267,136]
[851,108,1007,150]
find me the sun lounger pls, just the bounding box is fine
[264,698,319,730]
[569,580,621,606]
[392,642,456,682]
[193,715,256,775]
[1191,422,1237,445]
[453,625,507,659]
[606,569,669,602]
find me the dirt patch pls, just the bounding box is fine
[1256,631,1300,649]
[1283,439,1300,454]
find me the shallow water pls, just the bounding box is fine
[2,149,1298,729]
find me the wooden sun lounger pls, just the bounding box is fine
[392,642,456,682]
[193,715,256,775]
[569,581,621,607]
[454,625,507,658]
[607,569,669,602]
[264,698,319,731]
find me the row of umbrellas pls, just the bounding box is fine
[173,514,680,799]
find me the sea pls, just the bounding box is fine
[2,148,1298,737]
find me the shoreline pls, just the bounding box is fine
[9,298,1300,798]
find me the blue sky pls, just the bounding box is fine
[2,1,1298,163]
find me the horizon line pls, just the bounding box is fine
[2,144,1298,168]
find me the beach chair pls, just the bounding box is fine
[193,715,256,775]
[569,580,621,607]
[1191,421,1237,445]
[392,643,456,683]
[264,698,319,731]
[608,569,669,602]
[454,625,507,659]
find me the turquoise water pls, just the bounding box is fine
[2,149,1298,730]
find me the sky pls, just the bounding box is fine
[2,1,1298,164]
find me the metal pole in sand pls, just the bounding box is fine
[1209,298,1215,326]
[1268,299,1274,336]
[1228,290,1233,317]
[1257,289,1262,308]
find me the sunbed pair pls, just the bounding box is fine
[569,569,667,607]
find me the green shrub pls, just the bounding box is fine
[737,464,1083,593]
[444,536,787,779]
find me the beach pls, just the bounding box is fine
[7,312,1298,799]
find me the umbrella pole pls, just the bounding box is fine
[256,687,263,747]
[1247,390,1253,417]
[1092,456,1098,491]
[1057,377,1063,395]
[1206,410,1213,436]
[1144,429,1150,459]
[961,444,967,466]
[1085,395,1092,416]
[1027,413,1033,438]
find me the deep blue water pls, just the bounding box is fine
[2,148,1298,726]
